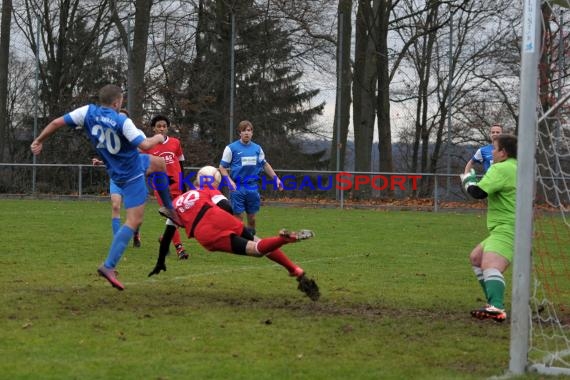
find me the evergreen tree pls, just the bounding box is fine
[165,1,324,168]
[233,8,324,168]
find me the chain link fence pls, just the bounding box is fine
[0,163,478,212]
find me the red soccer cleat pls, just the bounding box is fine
[97,265,125,291]
[471,305,507,322]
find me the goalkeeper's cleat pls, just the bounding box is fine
[133,231,141,248]
[279,229,315,242]
[470,305,507,322]
[176,244,189,260]
[297,273,320,301]
[97,264,124,291]
[158,207,184,227]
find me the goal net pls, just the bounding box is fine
[518,0,570,375]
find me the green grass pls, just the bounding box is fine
[0,199,545,379]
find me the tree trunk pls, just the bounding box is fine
[375,0,393,173]
[330,0,352,172]
[129,0,152,127]
[0,0,12,161]
[353,0,376,173]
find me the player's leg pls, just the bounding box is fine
[98,177,147,290]
[110,193,122,235]
[481,252,510,308]
[145,155,182,226]
[480,228,512,309]
[230,190,247,225]
[148,223,177,276]
[244,189,260,234]
[242,228,303,275]
[168,190,187,259]
[244,230,314,257]
[173,228,188,259]
[471,227,513,322]
[469,243,487,300]
[133,226,142,248]
[235,234,320,301]
[109,180,122,235]
[197,219,319,301]
[246,213,256,235]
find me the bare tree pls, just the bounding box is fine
[352,0,376,173]
[110,0,152,127]
[0,0,12,161]
[330,0,352,172]
[391,0,516,181]
[13,0,115,116]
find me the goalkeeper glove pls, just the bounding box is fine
[459,169,478,194]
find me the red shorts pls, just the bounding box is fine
[192,207,244,252]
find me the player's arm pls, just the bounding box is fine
[460,170,488,199]
[218,165,236,191]
[466,185,488,199]
[463,159,474,175]
[212,193,234,214]
[262,162,283,191]
[121,119,165,150]
[219,146,237,190]
[30,117,68,155]
[92,157,104,166]
[178,160,187,192]
[137,134,165,151]
[464,148,484,174]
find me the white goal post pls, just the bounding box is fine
[510,0,570,376]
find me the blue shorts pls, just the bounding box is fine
[109,179,123,196]
[119,175,149,209]
[139,153,151,174]
[230,188,261,215]
[109,154,150,197]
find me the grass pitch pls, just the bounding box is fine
[0,199,542,379]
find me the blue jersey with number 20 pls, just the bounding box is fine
[63,105,146,183]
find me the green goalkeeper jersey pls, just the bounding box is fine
[477,157,517,230]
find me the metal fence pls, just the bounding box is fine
[0,163,474,212]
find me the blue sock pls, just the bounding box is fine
[156,187,173,209]
[112,218,121,236]
[104,225,134,269]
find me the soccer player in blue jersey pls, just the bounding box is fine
[219,121,307,279]
[219,120,283,235]
[31,84,182,290]
[463,124,503,175]
[92,108,143,247]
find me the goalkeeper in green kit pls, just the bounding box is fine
[460,134,517,322]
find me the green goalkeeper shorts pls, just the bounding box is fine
[481,224,515,262]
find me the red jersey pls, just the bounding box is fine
[173,188,244,252]
[143,136,185,195]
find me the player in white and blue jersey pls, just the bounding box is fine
[31,84,182,290]
[91,108,143,247]
[464,124,503,175]
[219,120,283,236]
